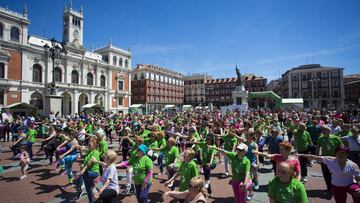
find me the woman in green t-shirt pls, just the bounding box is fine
[268,162,308,203]
[73,138,100,203]
[210,143,252,203]
[128,144,154,203]
[165,147,199,192]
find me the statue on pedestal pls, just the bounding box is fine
[236,66,243,87]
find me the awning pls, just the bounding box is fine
[3,102,37,110]
[182,105,192,108]
[164,105,175,108]
[130,104,144,108]
[81,103,102,108]
[282,98,304,104]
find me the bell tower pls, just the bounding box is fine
[63,1,84,47]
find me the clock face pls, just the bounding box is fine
[73,30,79,38]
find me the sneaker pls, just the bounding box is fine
[253,184,259,190]
[246,194,252,201]
[20,175,27,180]
[301,178,308,183]
[122,185,131,195]
[200,168,204,174]
[204,181,210,189]
[73,190,84,201]
[224,172,229,177]
[167,181,174,188]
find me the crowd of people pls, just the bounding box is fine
[0,108,359,203]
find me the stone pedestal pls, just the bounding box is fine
[45,95,63,116]
[231,85,249,110]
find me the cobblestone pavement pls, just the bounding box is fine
[0,140,348,203]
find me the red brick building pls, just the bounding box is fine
[131,64,184,112]
[344,74,360,107]
[205,74,267,107]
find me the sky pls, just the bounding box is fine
[1,0,360,80]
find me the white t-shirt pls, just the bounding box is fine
[101,164,119,194]
[344,135,360,151]
[321,157,360,186]
[78,129,86,141]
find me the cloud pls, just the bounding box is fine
[240,44,360,67]
[130,43,192,55]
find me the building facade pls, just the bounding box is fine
[205,74,267,107]
[0,5,131,116]
[183,73,212,106]
[281,64,344,109]
[344,74,360,107]
[131,64,184,112]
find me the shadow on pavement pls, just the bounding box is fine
[28,168,59,180]
[307,189,333,200]
[211,172,229,179]
[0,175,19,182]
[212,197,237,202]
[148,191,164,203]
[256,184,269,193]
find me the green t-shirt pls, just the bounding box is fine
[83,149,100,173]
[268,177,308,203]
[139,130,151,139]
[164,146,180,166]
[227,152,250,182]
[294,130,312,152]
[99,139,108,159]
[26,129,37,143]
[129,155,153,185]
[158,138,167,152]
[336,130,352,138]
[179,160,199,191]
[223,134,237,151]
[317,134,342,156]
[85,124,94,134]
[197,142,217,166]
[144,138,158,149]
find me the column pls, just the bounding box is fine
[104,92,109,111]
[73,90,79,115]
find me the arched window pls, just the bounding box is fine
[30,92,43,110]
[87,72,93,85]
[54,67,62,82]
[32,64,42,82]
[10,27,20,41]
[100,75,106,87]
[71,70,79,84]
[113,56,117,66]
[125,59,129,68]
[0,23,3,39]
[119,58,123,67]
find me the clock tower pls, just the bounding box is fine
[63,3,84,47]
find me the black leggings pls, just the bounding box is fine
[95,189,117,203]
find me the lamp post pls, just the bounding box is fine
[310,78,320,108]
[44,38,63,95]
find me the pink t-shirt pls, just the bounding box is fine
[272,154,301,175]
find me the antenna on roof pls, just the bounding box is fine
[23,4,28,17]
[69,0,73,9]
[109,38,112,45]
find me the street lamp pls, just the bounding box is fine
[310,78,320,108]
[44,38,64,95]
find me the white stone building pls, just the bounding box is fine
[0,4,131,116]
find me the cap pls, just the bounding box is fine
[138,144,148,155]
[236,143,248,152]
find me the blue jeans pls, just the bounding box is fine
[26,142,34,159]
[157,152,164,173]
[135,182,152,203]
[59,154,77,181]
[76,170,99,203]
